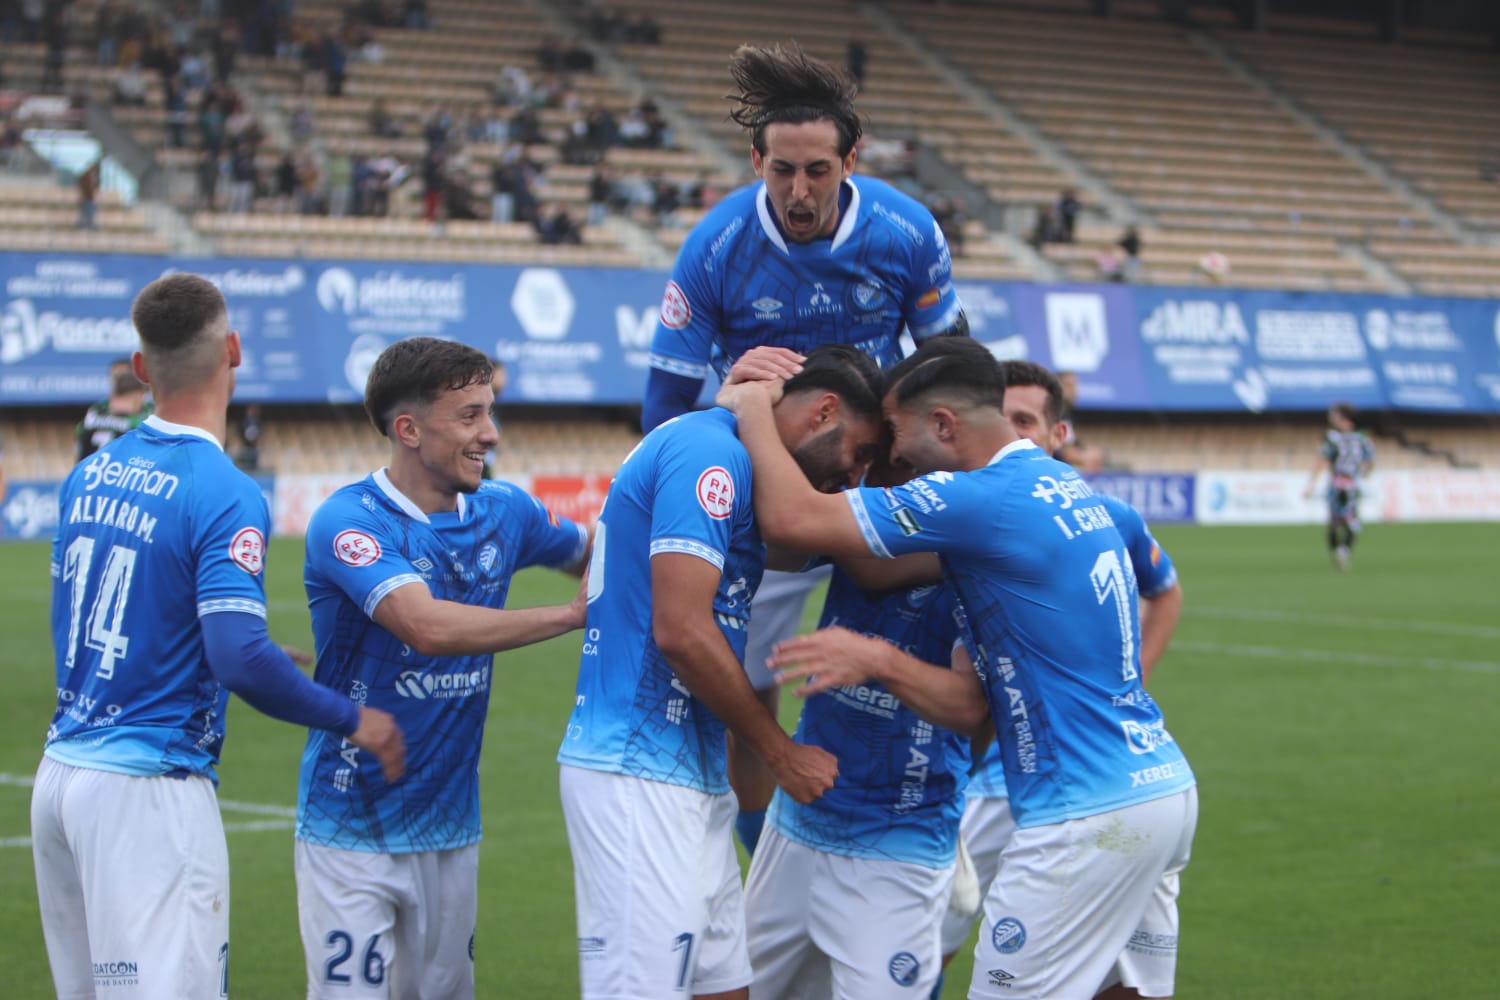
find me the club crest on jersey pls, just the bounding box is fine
[228,527,265,574]
[888,952,920,986]
[853,281,884,309]
[333,529,381,567]
[478,542,498,572]
[660,280,691,329]
[696,467,734,519]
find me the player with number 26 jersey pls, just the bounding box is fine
[299,472,587,853]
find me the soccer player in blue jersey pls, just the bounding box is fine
[296,338,591,1000]
[721,337,1198,1000]
[558,345,886,1000]
[643,42,969,855]
[932,360,1185,1000]
[1302,401,1375,572]
[741,445,983,1000]
[31,273,406,999]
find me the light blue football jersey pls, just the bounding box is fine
[966,494,1180,800]
[648,175,963,382]
[45,415,271,781]
[846,441,1195,828]
[768,571,972,867]
[297,471,587,853]
[557,408,764,794]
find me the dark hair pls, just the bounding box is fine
[782,344,884,421]
[996,359,1065,426]
[887,337,1005,413]
[727,43,862,157]
[130,274,226,354]
[1331,401,1357,423]
[364,337,494,437]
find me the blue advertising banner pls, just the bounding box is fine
[1086,473,1196,525]
[1,479,63,541]
[3,252,1496,412]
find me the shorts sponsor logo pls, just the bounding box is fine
[229,527,265,575]
[579,936,606,960]
[93,960,139,987]
[659,281,691,329]
[696,467,734,519]
[992,917,1026,955]
[333,529,381,567]
[888,951,920,986]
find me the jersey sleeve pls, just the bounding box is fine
[844,473,973,560]
[647,227,724,381]
[646,426,749,573]
[305,493,426,619]
[193,469,274,620]
[507,488,590,570]
[1103,495,1178,598]
[902,216,965,341]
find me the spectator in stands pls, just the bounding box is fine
[197,149,222,209]
[650,174,681,228]
[588,6,622,42]
[421,147,447,221]
[323,29,347,97]
[165,74,189,147]
[1055,187,1080,242]
[113,62,149,106]
[402,0,430,29]
[1118,224,1142,281]
[1028,203,1057,248]
[212,19,239,82]
[96,0,122,68]
[536,204,582,245]
[537,34,562,72]
[227,143,257,213]
[493,63,531,107]
[617,104,651,147]
[368,97,402,138]
[583,101,618,154]
[624,11,661,44]
[587,164,613,226]
[40,2,66,92]
[846,38,868,90]
[76,160,101,231]
[509,103,543,146]
[326,151,353,216]
[236,404,261,472]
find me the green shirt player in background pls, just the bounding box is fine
[1303,402,1375,572]
[75,356,152,461]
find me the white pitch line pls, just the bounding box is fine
[1172,640,1500,675]
[1192,606,1500,640]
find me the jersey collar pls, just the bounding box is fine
[755,178,860,255]
[143,413,222,450]
[373,467,468,524]
[987,438,1038,467]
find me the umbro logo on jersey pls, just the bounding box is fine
[751,296,783,319]
[412,557,435,573]
[987,968,1015,987]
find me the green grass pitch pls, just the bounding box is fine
[1,522,1497,997]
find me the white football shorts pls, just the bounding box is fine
[31,756,230,999]
[295,839,478,999]
[967,787,1198,1000]
[745,826,951,999]
[559,765,750,999]
[939,794,1017,957]
[741,564,832,690]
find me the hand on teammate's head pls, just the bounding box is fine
[724,346,805,386]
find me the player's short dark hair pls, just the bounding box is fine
[887,336,1005,413]
[130,274,226,354]
[782,344,884,421]
[997,359,1065,426]
[364,337,494,437]
[727,43,863,157]
[1331,401,1357,423]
